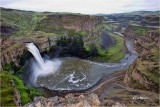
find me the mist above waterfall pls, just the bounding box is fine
[26,43,61,85]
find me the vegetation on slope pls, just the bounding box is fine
[133,28,148,36]
[1,8,126,106]
[0,71,43,106]
[0,72,16,106]
[124,30,159,93]
[1,8,87,38]
[87,33,125,62]
[0,68,43,106]
[1,9,36,37]
[106,33,125,62]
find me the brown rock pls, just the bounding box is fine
[88,93,100,106]
[76,102,84,107]
[24,93,101,107]
[46,102,52,107]
[111,102,127,107]
[83,99,91,107]
[35,101,41,107]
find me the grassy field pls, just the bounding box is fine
[87,33,125,62]
[1,8,87,38]
[1,9,36,37]
[133,28,148,36]
[106,33,125,62]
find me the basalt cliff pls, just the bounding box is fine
[123,26,159,93]
[1,8,159,107]
[1,8,110,70]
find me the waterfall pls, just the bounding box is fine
[26,43,61,85]
[26,43,45,70]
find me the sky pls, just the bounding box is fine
[0,0,160,14]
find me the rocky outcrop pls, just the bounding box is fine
[131,70,157,90]
[124,61,158,92]
[0,25,19,37]
[1,36,50,69]
[123,25,158,37]
[36,14,102,32]
[1,35,88,69]
[101,31,115,50]
[1,38,26,68]
[24,93,100,107]
[50,35,88,57]
[123,27,159,93]
[141,16,160,26]
[1,8,104,70]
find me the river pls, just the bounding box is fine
[33,34,138,91]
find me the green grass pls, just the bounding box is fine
[84,45,91,52]
[68,29,86,36]
[134,28,148,36]
[131,78,146,89]
[136,60,159,84]
[0,72,16,106]
[13,75,43,105]
[1,8,100,39]
[128,60,159,90]
[36,22,86,37]
[1,8,48,37]
[102,24,112,31]
[87,33,125,62]
[106,33,125,62]
[97,47,106,57]
[0,71,43,106]
[32,31,60,37]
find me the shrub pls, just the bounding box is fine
[0,71,43,106]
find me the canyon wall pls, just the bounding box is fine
[0,9,102,69]
[35,14,102,32]
[123,26,159,93]
[1,35,84,69]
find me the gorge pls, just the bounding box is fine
[0,8,159,107]
[24,36,137,92]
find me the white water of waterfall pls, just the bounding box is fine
[26,43,61,85]
[26,43,45,69]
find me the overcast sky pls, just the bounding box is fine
[0,0,160,14]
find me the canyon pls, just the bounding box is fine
[123,29,159,93]
[0,8,159,107]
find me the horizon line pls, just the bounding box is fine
[1,7,160,15]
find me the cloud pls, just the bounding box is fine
[0,0,18,5]
[1,0,159,14]
[124,0,160,11]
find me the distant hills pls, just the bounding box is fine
[96,10,160,16]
